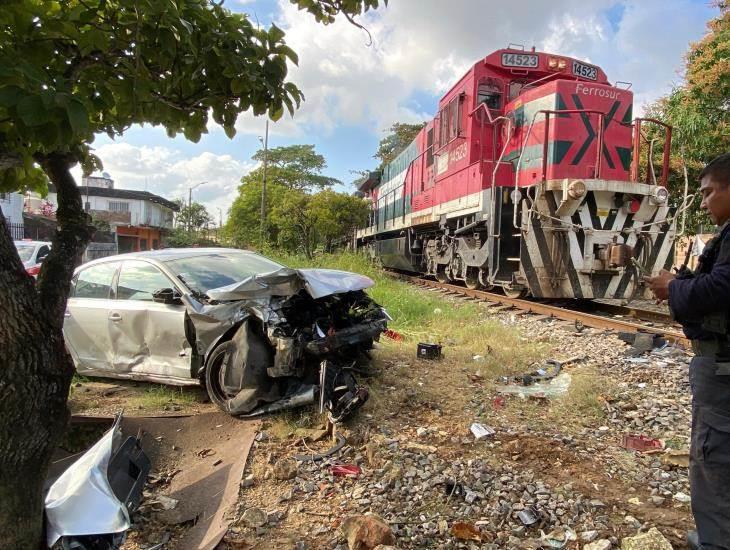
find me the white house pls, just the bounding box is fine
[24,173,178,252]
[1,192,25,238]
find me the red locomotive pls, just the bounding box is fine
[356,46,676,299]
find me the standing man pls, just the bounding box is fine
[645,153,730,549]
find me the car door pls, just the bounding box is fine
[109,259,193,384]
[63,261,120,374]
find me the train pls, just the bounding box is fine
[355,46,679,300]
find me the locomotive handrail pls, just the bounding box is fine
[631,118,672,187]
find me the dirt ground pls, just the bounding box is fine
[67,300,693,549]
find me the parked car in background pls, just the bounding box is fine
[63,248,389,419]
[14,240,52,278]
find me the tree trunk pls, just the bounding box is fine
[0,154,92,547]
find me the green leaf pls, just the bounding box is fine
[16,94,47,126]
[0,85,23,108]
[66,99,89,135]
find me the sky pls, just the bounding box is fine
[71,0,719,225]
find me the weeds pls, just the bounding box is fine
[128,384,200,410]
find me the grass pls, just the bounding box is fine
[127,384,200,410]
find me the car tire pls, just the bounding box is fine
[204,341,236,412]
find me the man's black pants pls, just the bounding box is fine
[689,354,730,549]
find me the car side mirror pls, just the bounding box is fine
[152,288,183,305]
[37,252,48,262]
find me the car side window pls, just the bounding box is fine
[117,261,173,302]
[73,262,118,299]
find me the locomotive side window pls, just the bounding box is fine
[426,128,434,167]
[439,107,448,147]
[477,82,502,111]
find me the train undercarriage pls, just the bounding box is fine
[359,179,677,301]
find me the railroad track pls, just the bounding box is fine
[393,273,690,348]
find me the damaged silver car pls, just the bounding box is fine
[64,249,389,418]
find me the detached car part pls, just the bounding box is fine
[45,414,150,550]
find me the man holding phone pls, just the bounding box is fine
[645,153,730,549]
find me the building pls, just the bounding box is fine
[25,173,179,252]
[0,192,25,239]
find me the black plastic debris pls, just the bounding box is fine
[517,505,540,526]
[417,343,442,360]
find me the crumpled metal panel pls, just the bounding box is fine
[205,268,374,301]
[45,416,128,547]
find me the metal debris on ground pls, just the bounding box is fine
[330,464,362,478]
[470,422,496,440]
[44,413,150,549]
[417,342,442,360]
[621,434,664,453]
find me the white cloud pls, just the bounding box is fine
[71,143,256,223]
[230,0,711,136]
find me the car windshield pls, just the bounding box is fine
[164,252,285,294]
[15,243,35,262]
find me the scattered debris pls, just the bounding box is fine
[44,413,150,549]
[383,329,403,341]
[331,464,362,478]
[450,521,481,542]
[540,527,577,547]
[621,434,663,452]
[620,527,673,549]
[619,332,666,356]
[517,506,540,526]
[496,372,572,399]
[341,514,395,550]
[662,448,690,467]
[470,422,495,440]
[492,395,506,409]
[673,491,691,503]
[273,457,298,480]
[417,342,442,360]
[197,448,216,458]
[584,540,612,550]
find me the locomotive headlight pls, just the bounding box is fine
[548,57,558,69]
[650,186,669,205]
[557,59,567,69]
[567,179,586,200]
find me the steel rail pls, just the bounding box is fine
[395,274,690,348]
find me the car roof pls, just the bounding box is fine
[14,240,52,247]
[76,248,264,270]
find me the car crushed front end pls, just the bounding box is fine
[186,267,389,420]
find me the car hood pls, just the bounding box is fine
[205,267,374,301]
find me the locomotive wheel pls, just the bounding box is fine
[478,269,494,291]
[465,268,482,290]
[504,285,528,299]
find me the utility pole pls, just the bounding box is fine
[259,118,269,243]
[188,181,207,235]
